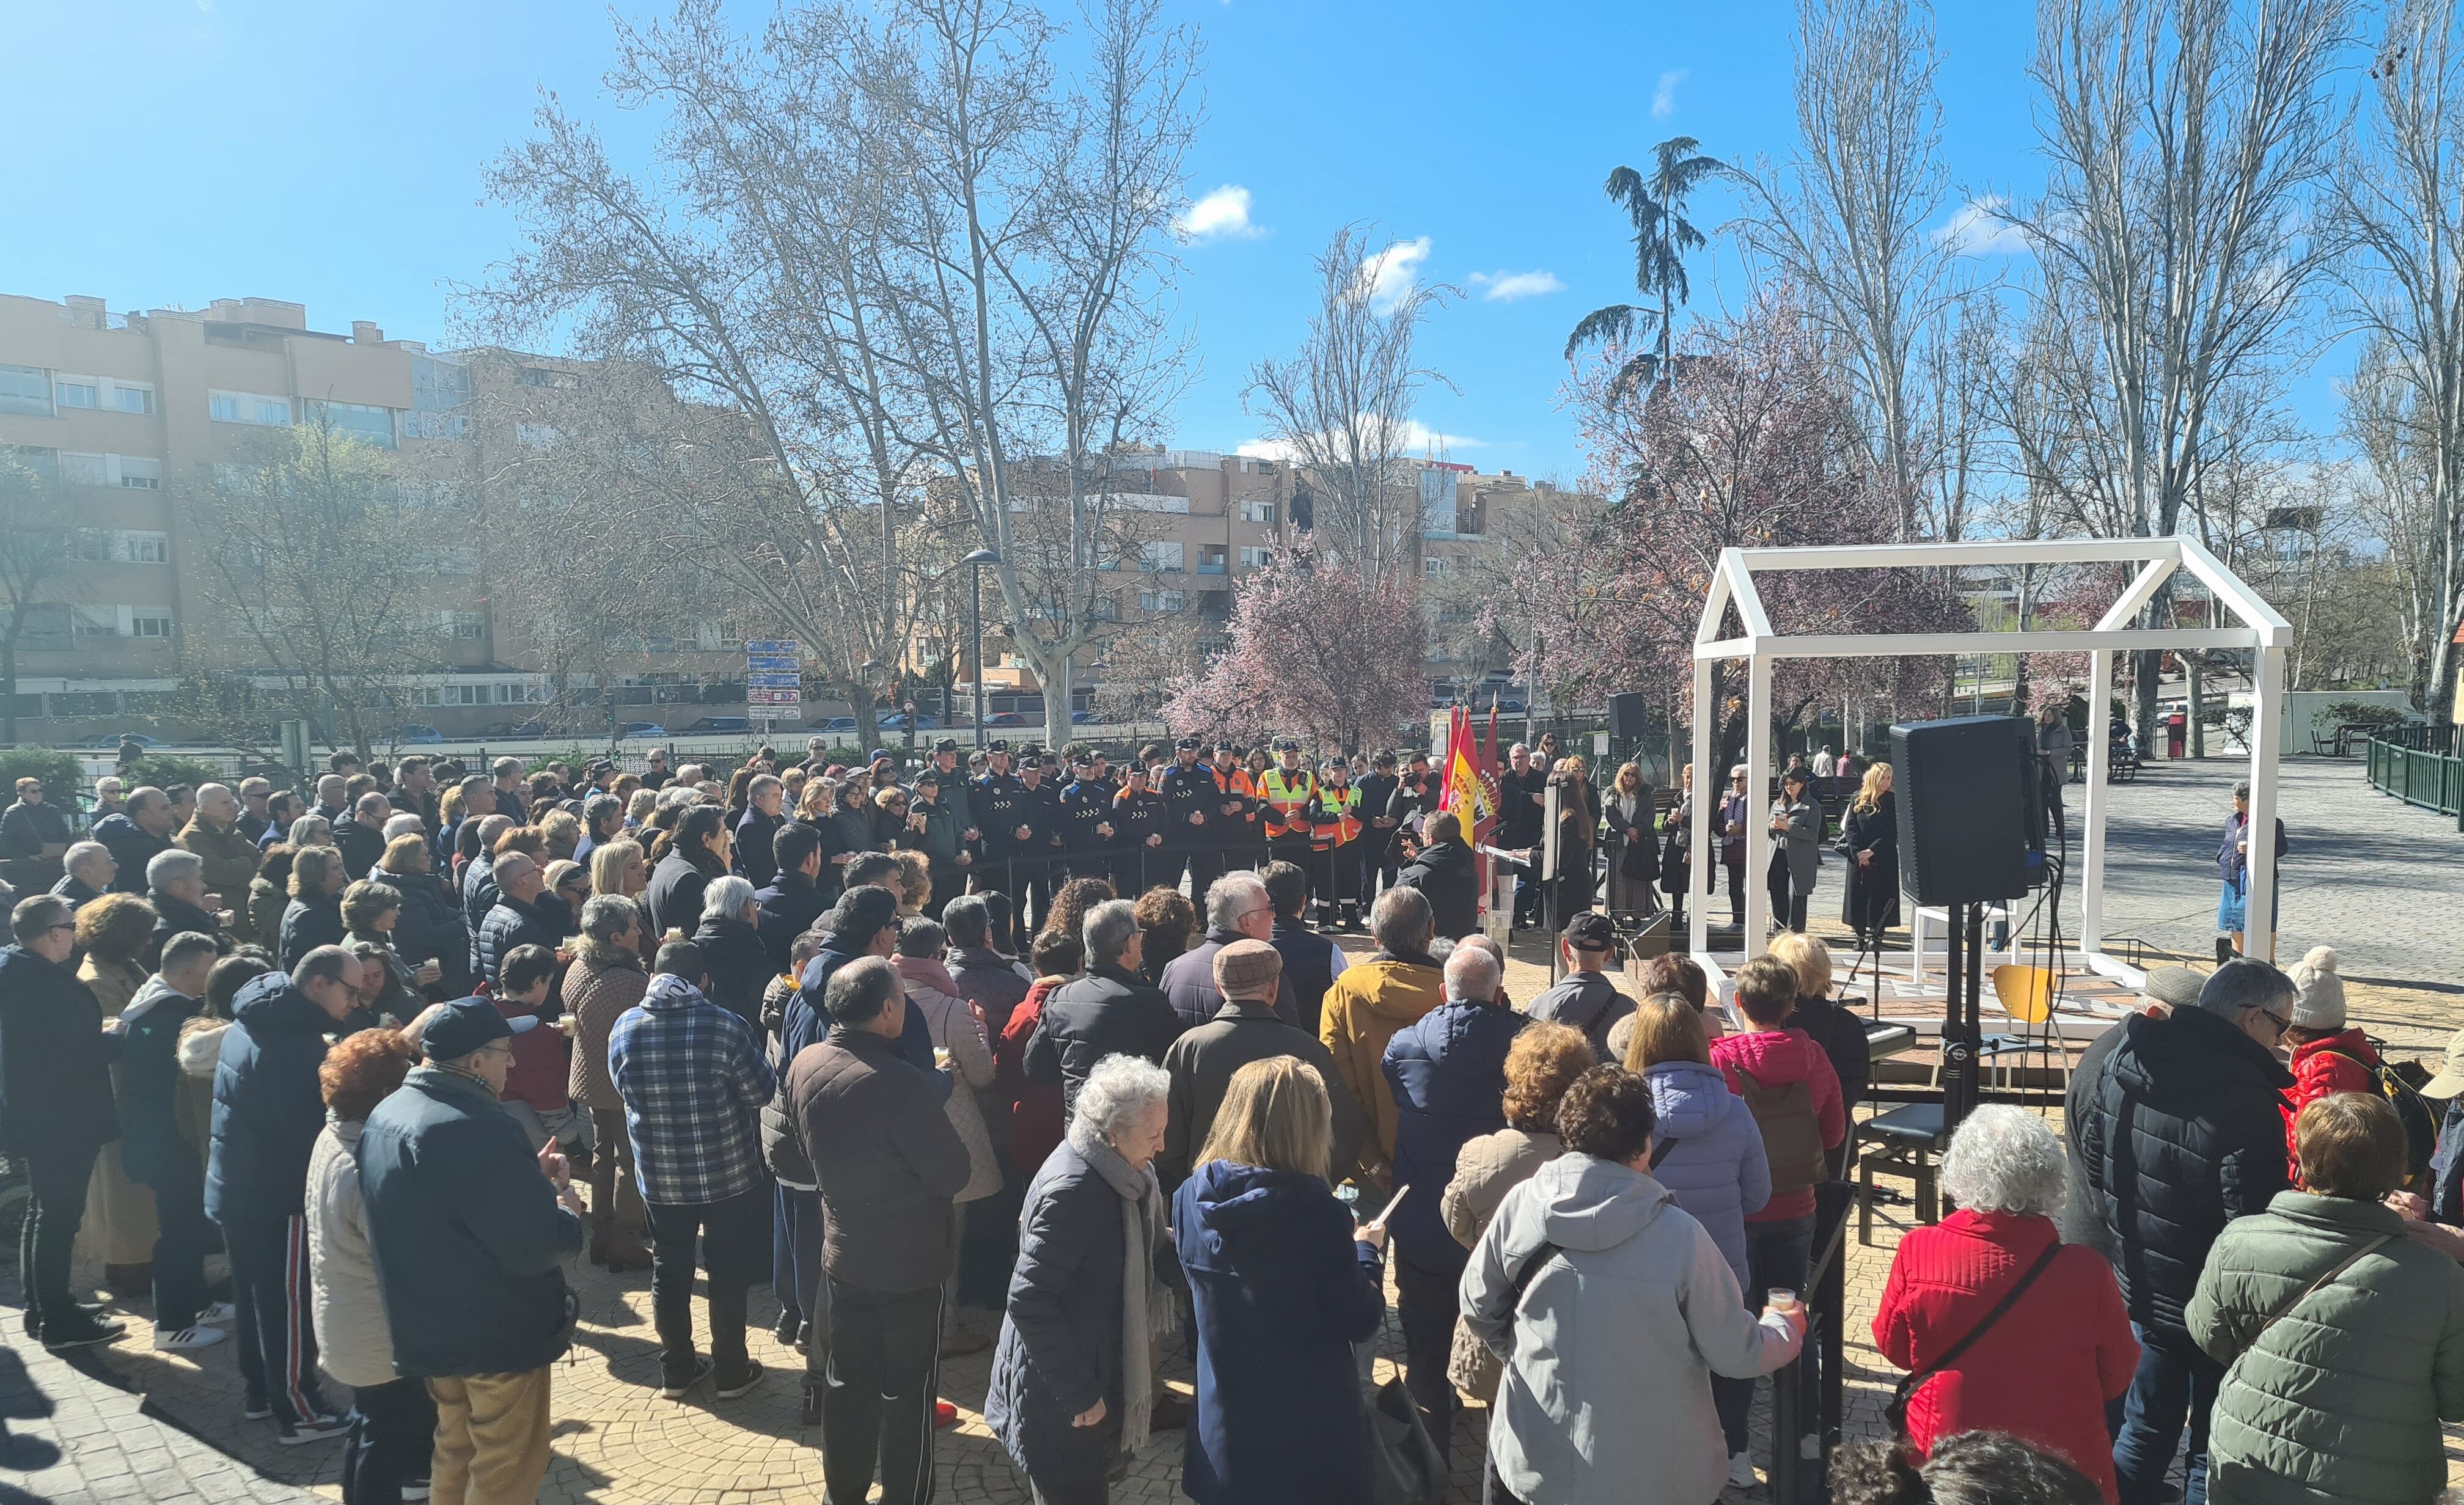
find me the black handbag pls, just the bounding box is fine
[1363,1374,1445,1505]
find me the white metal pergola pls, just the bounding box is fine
[1687,538,2293,984]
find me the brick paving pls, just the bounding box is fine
[9,753,2463,1504]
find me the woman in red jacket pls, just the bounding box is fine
[2278,946,2375,1185]
[994,929,1080,1176]
[1874,1105,2138,1503]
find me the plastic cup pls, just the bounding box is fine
[1766,1288,1800,1314]
[558,1013,578,1034]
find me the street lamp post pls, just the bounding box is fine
[963,547,1001,750]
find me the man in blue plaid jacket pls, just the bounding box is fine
[608,935,776,1402]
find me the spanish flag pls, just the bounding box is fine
[1440,706,1497,842]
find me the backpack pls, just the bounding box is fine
[1734,1062,1827,1194]
[2323,1045,2438,1179]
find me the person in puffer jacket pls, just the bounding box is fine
[2191,1093,2464,1505]
[2276,946,2377,1187]
[1380,940,1527,1463]
[1462,1066,1803,1505]
[303,1028,431,1505]
[1628,994,1772,1476]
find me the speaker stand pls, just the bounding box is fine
[1938,901,1984,1135]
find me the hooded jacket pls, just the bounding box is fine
[2080,1007,2294,1333]
[1382,996,1525,1270]
[112,974,200,1185]
[1317,950,1446,1165]
[1025,963,1185,1119]
[1172,1160,1384,1505]
[1394,838,1478,940]
[1641,1058,1771,1286]
[0,945,119,1160]
[2281,1030,2380,1186]
[358,1063,584,1377]
[206,972,335,1221]
[2190,1191,2464,1505]
[1709,1026,1846,1223]
[1462,1154,1800,1505]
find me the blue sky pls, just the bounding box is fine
[7,1,2085,482]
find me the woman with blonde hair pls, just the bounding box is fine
[1840,760,1899,948]
[537,808,582,865]
[280,844,349,970]
[373,832,466,1000]
[590,837,648,900]
[1442,1022,1593,1404]
[1602,761,1660,918]
[1174,1056,1384,1505]
[893,849,931,918]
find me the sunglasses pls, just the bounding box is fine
[2254,1006,2291,1036]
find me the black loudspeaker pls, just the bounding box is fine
[1891,716,2033,904]
[1608,692,1648,741]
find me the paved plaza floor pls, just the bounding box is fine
[7,753,2462,1504]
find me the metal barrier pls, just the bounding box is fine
[1769,1179,1854,1504]
[2366,733,2464,831]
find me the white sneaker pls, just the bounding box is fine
[1728,1451,1755,1488]
[197,1301,237,1325]
[155,1325,226,1353]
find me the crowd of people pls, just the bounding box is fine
[0,734,2457,1505]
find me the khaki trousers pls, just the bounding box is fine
[426,1368,553,1505]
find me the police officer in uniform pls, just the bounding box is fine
[1059,753,1120,884]
[1258,738,1322,911]
[1110,761,1170,892]
[972,738,1025,904]
[1010,747,1065,928]
[930,738,981,857]
[1157,737,1220,896]
[1355,752,1401,915]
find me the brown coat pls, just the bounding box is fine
[1316,953,1445,1165]
[564,939,647,1111]
[178,816,261,906]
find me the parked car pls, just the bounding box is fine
[1071,710,1094,725]
[878,712,939,730]
[819,716,859,733]
[389,724,446,745]
[978,711,1028,728]
[614,722,667,740]
[680,716,752,734]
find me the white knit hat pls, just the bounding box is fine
[2287,945,2345,1032]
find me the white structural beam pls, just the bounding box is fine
[2243,644,2287,953]
[1690,658,1714,959]
[2082,649,2113,949]
[1724,551,1777,643]
[1693,551,1738,651]
[1695,628,2259,661]
[2179,536,2294,648]
[2094,557,2182,632]
[1737,538,2179,571]
[1744,654,1773,956]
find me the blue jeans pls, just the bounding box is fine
[2113,1322,2220,1505]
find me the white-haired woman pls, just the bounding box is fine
[691,874,770,1027]
[1872,1105,2138,1503]
[986,1053,1179,1505]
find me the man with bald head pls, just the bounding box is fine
[335,791,392,881]
[477,852,571,988]
[179,783,262,910]
[95,785,177,893]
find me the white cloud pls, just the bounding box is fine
[1176,185,1263,243]
[1467,269,1566,302]
[1933,195,2030,257]
[1652,69,1688,121]
[1355,236,1432,311]
[1235,418,1486,463]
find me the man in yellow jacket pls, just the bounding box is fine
[1316,886,1445,1173]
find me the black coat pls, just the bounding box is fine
[93,812,170,894]
[2078,1006,2294,1333]
[476,894,570,987]
[985,1137,1138,1481]
[692,915,771,1025]
[279,892,346,971]
[0,945,119,1159]
[1839,793,1901,934]
[754,871,830,975]
[1395,837,1479,940]
[334,819,386,881]
[645,851,717,942]
[1159,999,1365,1189]
[387,868,472,998]
[205,973,332,1221]
[147,890,225,968]
[1025,964,1185,1119]
[735,808,785,888]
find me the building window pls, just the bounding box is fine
[1238,545,1272,568]
[442,612,486,640]
[129,612,173,639]
[0,365,52,417]
[257,396,293,426]
[210,390,293,427]
[128,531,170,563]
[117,456,161,489]
[1239,500,1277,525]
[0,444,58,480]
[1138,590,1184,613]
[111,382,154,416]
[303,399,398,450]
[1198,545,1228,576]
[209,393,238,422]
[1139,541,1184,573]
[53,377,97,410]
[1424,555,1453,578]
[402,411,466,441]
[59,452,106,487]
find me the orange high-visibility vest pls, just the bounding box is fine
[1260,767,1317,839]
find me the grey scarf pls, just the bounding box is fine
[1066,1118,1176,1457]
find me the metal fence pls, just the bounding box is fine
[2366,732,2464,830]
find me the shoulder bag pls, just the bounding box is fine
[2221,1232,2393,1385]
[1885,1241,2063,1438]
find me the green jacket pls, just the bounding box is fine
[2188,1191,2464,1505]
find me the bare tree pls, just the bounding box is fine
[0,451,79,745]
[2336,0,2464,712]
[1740,0,1959,540]
[2017,0,2350,735]
[1244,224,1456,587]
